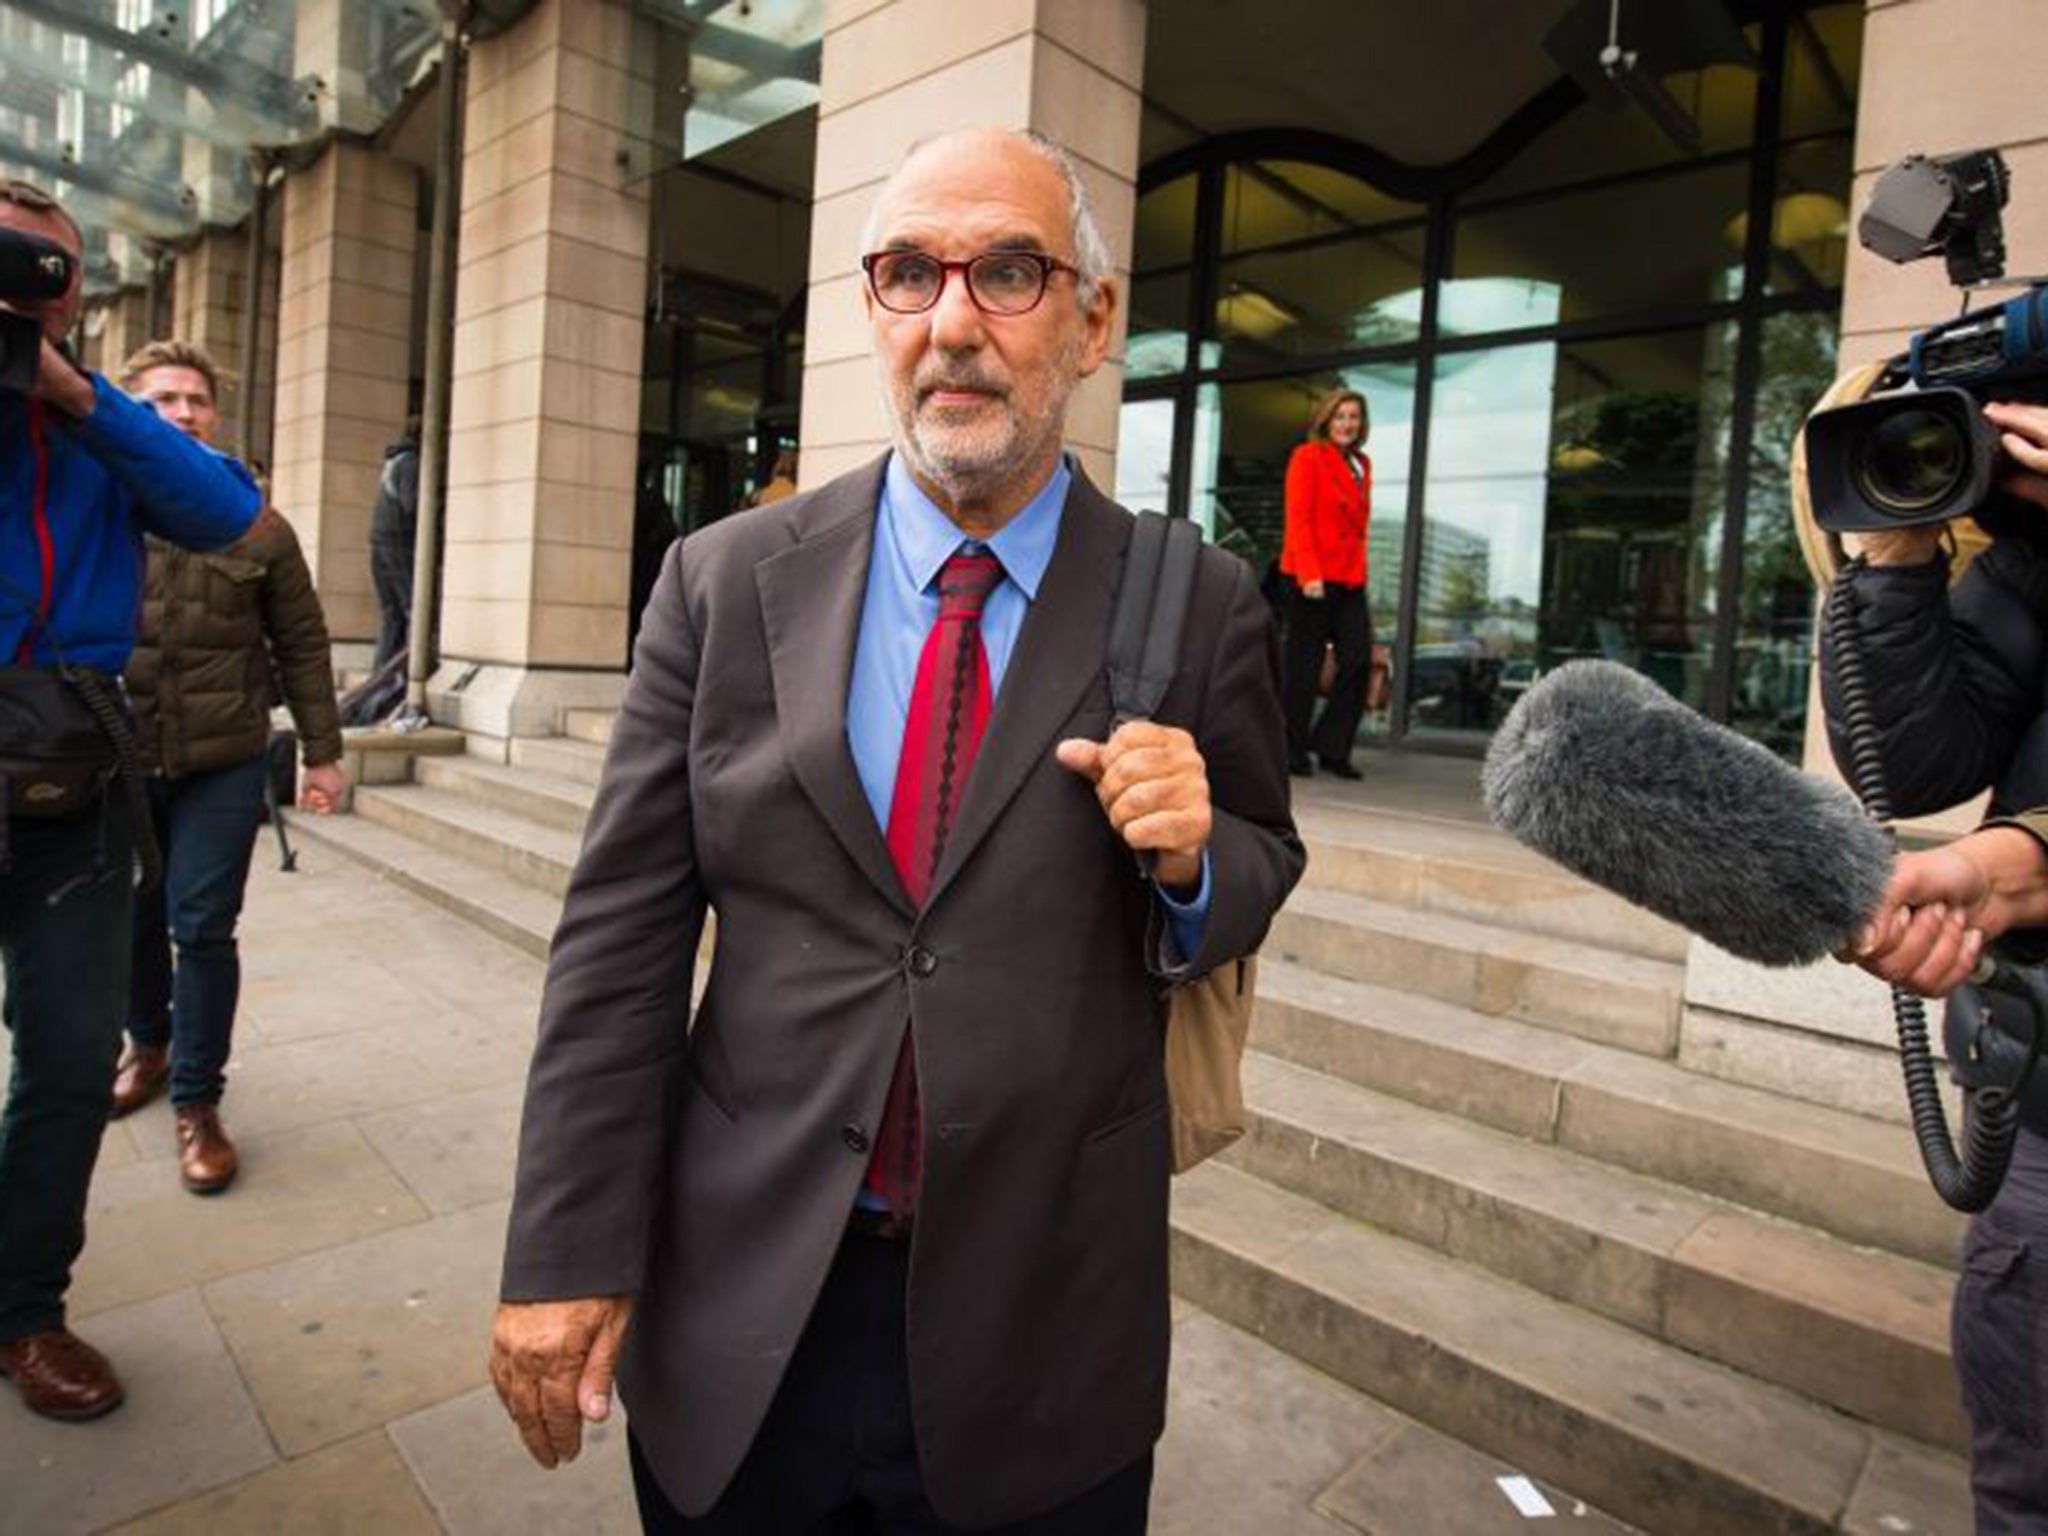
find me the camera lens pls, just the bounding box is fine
[1855,406,1969,514]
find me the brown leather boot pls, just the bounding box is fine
[109,1043,169,1119]
[0,1329,124,1421]
[175,1104,238,1194]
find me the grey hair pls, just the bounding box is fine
[857,128,1113,314]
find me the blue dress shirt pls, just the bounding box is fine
[846,452,1211,957]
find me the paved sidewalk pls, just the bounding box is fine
[1,840,1626,1534]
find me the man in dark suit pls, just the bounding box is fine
[490,127,1301,1533]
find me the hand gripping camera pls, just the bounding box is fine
[0,225,76,392]
[1805,149,2048,532]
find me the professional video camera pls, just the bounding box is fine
[0,225,75,392]
[1805,148,2048,532]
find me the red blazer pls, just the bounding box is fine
[1280,439,1369,588]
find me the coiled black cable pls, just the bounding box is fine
[1824,558,2019,1211]
[64,666,161,894]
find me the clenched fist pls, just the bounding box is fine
[488,1295,634,1468]
[1056,720,1211,891]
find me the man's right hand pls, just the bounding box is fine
[488,1295,634,1468]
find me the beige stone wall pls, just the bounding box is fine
[169,224,280,467]
[272,142,419,644]
[438,0,654,672]
[91,289,157,380]
[798,0,1146,493]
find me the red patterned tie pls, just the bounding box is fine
[864,549,1005,1222]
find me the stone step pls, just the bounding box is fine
[416,755,596,835]
[562,708,616,747]
[1170,1162,1972,1536]
[352,784,582,896]
[1290,801,1687,962]
[291,810,560,959]
[1252,958,1968,1269]
[1230,1051,1964,1450]
[508,733,608,787]
[1269,885,1684,1058]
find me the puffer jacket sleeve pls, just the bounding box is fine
[256,512,345,766]
[1819,540,2048,816]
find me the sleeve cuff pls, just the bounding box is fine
[1154,848,1213,968]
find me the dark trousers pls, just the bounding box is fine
[371,532,414,673]
[126,753,269,1109]
[1283,582,1372,767]
[1953,1126,2048,1534]
[0,793,135,1342]
[630,1232,1154,1535]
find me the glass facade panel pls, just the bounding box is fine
[1126,268,1192,380]
[1410,330,1733,736]
[1767,136,1853,295]
[1219,161,1421,257]
[1782,3,1862,139]
[1473,63,1758,202]
[1135,174,1198,270]
[1444,163,1752,335]
[1213,224,1426,367]
[1115,398,1176,516]
[1730,310,1838,757]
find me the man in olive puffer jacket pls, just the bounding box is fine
[107,341,348,1194]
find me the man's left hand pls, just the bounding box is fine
[1056,721,1211,890]
[300,762,347,815]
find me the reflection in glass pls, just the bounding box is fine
[1219,161,1421,256]
[1472,62,1757,202]
[1444,164,1752,335]
[1135,175,1198,270]
[1213,227,1425,366]
[1766,137,1852,295]
[1126,269,1191,380]
[1410,330,1734,735]
[1730,311,1837,759]
[1115,399,1176,517]
[1781,3,1862,140]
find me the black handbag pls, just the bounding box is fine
[0,664,159,886]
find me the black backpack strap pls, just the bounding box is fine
[1109,512,1203,725]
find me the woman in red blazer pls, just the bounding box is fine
[1279,388,1372,778]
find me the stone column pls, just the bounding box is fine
[429,0,653,741]
[171,224,279,466]
[91,286,157,378]
[797,0,1146,493]
[271,142,418,645]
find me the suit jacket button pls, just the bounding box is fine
[842,1124,869,1153]
[906,945,937,978]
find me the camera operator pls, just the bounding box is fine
[0,181,259,1422]
[1821,400,2048,1535]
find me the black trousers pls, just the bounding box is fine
[630,1231,1154,1535]
[1282,582,1372,767]
[1953,1126,2048,1534]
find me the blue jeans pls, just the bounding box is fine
[0,791,136,1341]
[126,753,269,1108]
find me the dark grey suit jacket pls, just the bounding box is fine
[501,457,1302,1525]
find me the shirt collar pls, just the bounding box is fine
[882,451,1070,602]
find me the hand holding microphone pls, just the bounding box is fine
[1854,826,2048,997]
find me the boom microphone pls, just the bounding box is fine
[1482,660,1893,966]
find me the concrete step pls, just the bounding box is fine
[1251,958,1968,1269]
[1290,801,1688,962]
[562,708,616,747]
[352,784,582,896]
[416,755,596,835]
[291,810,561,959]
[1230,1051,1963,1450]
[508,733,608,787]
[1170,1162,1972,1536]
[1268,885,1684,1058]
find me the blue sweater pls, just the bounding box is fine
[1,374,261,672]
